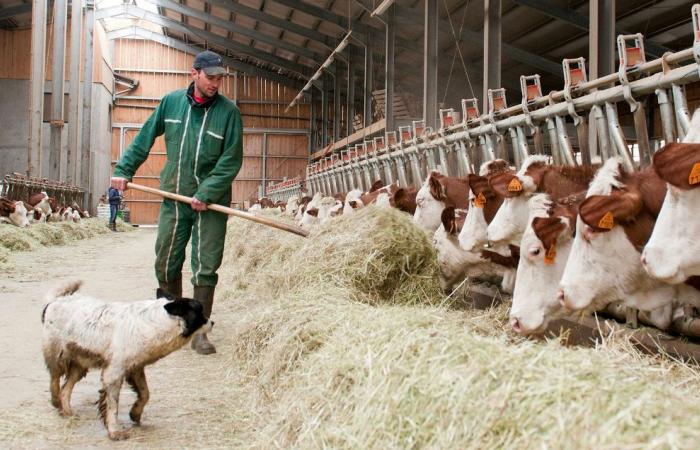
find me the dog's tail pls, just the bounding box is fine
[42,280,83,323]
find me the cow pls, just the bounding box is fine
[557,157,700,330]
[487,156,598,247]
[300,197,343,229]
[390,187,418,215]
[346,182,399,212]
[458,159,513,253]
[285,196,301,217]
[642,142,700,283]
[0,198,30,227]
[413,172,470,232]
[295,194,319,223]
[29,191,53,216]
[509,193,583,335]
[434,206,517,294]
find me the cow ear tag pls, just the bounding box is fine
[544,245,556,265]
[507,178,523,192]
[689,162,700,185]
[475,192,486,208]
[598,211,614,230]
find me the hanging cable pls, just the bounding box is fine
[443,0,475,99]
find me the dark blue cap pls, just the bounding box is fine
[193,50,226,76]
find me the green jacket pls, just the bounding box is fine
[114,85,243,206]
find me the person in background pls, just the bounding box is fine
[108,186,122,232]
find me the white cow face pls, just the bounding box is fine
[510,216,572,336]
[487,196,530,246]
[643,185,700,283]
[413,182,446,232]
[458,192,489,253]
[433,208,483,293]
[9,201,29,228]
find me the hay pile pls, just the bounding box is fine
[0,219,133,267]
[216,207,700,448]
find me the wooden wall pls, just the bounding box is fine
[112,39,310,224]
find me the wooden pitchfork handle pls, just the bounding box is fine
[126,182,309,238]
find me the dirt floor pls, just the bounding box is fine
[0,228,248,449]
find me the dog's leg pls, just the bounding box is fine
[59,363,87,416]
[126,367,149,425]
[99,367,128,441]
[48,367,62,410]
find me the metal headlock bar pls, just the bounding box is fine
[1,173,85,206]
[269,4,700,204]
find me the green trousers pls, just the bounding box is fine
[155,199,228,287]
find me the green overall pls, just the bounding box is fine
[114,85,243,287]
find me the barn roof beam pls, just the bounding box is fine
[145,0,325,63]
[97,5,315,79]
[513,0,671,58]
[106,26,307,91]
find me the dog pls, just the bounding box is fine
[41,281,213,440]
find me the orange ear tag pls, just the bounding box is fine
[544,245,556,265]
[598,211,614,230]
[474,192,486,208]
[689,162,700,185]
[507,178,523,193]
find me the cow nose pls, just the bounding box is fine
[557,290,567,307]
[210,320,215,327]
[484,240,494,249]
[510,316,522,333]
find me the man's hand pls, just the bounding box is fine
[111,177,129,191]
[191,197,208,211]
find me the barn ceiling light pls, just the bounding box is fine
[285,31,352,112]
[371,0,395,17]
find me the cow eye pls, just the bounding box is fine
[530,248,541,257]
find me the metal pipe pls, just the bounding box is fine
[515,126,530,165]
[362,160,373,190]
[655,88,676,144]
[545,118,562,164]
[632,100,652,167]
[409,154,422,187]
[395,153,409,187]
[437,145,449,175]
[508,128,521,168]
[372,160,383,185]
[605,102,635,172]
[672,83,691,139]
[382,158,394,184]
[592,104,612,161]
[555,116,577,165]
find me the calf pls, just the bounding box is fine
[390,187,418,215]
[458,159,513,253]
[30,191,53,216]
[558,158,700,329]
[642,142,700,283]
[413,172,470,232]
[346,182,399,212]
[487,156,598,247]
[509,193,582,335]
[300,197,343,229]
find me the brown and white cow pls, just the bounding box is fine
[458,159,512,253]
[346,182,399,211]
[413,172,470,232]
[509,192,583,335]
[487,156,598,247]
[390,187,418,215]
[0,198,30,227]
[558,157,700,330]
[29,191,53,216]
[643,142,700,283]
[434,206,514,293]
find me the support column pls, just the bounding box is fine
[483,0,501,113]
[334,59,341,141]
[49,0,69,180]
[424,0,438,129]
[310,87,317,153]
[346,46,355,137]
[28,0,48,177]
[80,1,94,204]
[364,34,373,127]
[322,73,329,146]
[67,0,83,183]
[385,4,395,133]
[589,0,615,81]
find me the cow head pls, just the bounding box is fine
[433,207,482,293]
[510,194,577,336]
[2,199,30,227]
[459,172,506,253]
[487,172,532,246]
[643,142,700,284]
[558,158,674,320]
[391,187,417,215]
[413,172,449,232]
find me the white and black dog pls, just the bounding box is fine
[41,281,213,440]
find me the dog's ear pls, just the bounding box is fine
[156,288,175,301]
[164,300,188,317]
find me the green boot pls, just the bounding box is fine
[158,275,183,299]
[191,286,216,355]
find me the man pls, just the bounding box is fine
[108,185,121,231]
[111,50,243,355]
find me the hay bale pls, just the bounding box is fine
[223,206,442,306]
[215,206,700,449]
